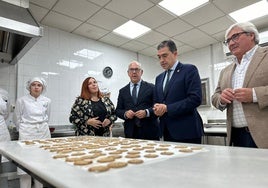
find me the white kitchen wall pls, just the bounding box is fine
[17,26,162,126]
[0,25,229,127]
[179,43,227,121]
[0,63,16,101]
[0,63,16,124]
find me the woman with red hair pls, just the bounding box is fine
[70,77,117,136]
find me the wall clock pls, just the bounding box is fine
[103,66,113,78]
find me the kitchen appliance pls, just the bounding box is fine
[0,0,43,64]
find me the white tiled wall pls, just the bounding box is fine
[0,63,16,124]
[16,26,162,126]
[179,43,227,121]
[0,63,16,102]
[0,25,229,127]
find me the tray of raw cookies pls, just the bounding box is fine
[19,136,207,173]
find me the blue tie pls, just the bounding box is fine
[132,84,138,104]
[163,69,171,95]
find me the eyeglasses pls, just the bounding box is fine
[223,32,249,45]
[128,68,141,73]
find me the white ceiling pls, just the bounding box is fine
[29,0,268,58]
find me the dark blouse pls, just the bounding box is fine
[69,96,117,136]
[91,100,107,136]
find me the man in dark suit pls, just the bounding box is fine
[153,40,203,144]
[116,61,159,140]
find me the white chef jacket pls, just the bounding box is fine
[0,95,10,142]
[14,94,51,140]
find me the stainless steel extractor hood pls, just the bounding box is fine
[0,0,43,64]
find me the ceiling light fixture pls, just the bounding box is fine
[113,20,151,39]
[41,72,59,76]
[57,60,83,69]
[229,0,268,22]
[158,0,209,16]
[74,49,102,60]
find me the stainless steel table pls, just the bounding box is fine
[0,138,268,188]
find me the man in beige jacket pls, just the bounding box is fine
[212,22,268,149]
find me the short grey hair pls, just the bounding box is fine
[128,61,142,70]
[225,22,259,44]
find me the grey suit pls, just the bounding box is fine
[212,46,268,148]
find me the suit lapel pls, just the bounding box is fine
[226,63,236,88]
[157,73,165,99]
[163,63,183,97]
[127,83,131,96]
[243,47,265,87]
[136,81,144,104]
[127,83,134,104]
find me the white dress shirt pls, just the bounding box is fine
[162,61,178,91]
[130,80,141,97]
[232,45,258,128]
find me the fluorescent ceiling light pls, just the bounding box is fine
[74,49,102,60]
[158,0,209,16]
[41,72,59,76]
[113,20,151,39]
[229,0,268,22]
[57,60,83,69]
[85,70,101,77]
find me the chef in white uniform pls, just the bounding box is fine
[0,88,11,162]
[0,88,10,141]
[14,77,51,188]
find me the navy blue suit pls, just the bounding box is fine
[116,81,159,140]
[154,62,203,141]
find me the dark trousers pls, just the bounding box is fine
[131,125,159,141]
[132,125,143,139]
[163,125,201,144]
[231,127,257,148]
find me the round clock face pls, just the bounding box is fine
[103,66,113,78]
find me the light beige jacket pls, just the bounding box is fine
[212,46,268,148]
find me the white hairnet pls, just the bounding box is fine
[26,77,47,93]
[0,88,9,101]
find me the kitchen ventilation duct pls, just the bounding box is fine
[0,0,43,64]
